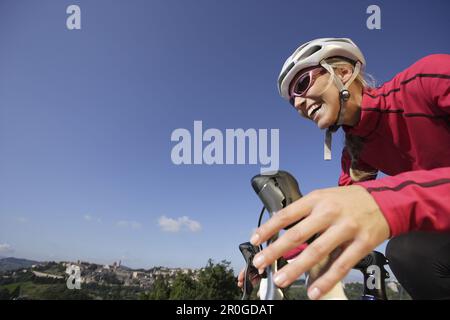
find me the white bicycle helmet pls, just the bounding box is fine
[277,38,366,160]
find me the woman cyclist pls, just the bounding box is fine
[238,38,450,300]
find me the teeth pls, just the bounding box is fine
[308,104,322,118]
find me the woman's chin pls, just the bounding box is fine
[315,109,340,129]
[316,117,332,129]
[312,106,336,129]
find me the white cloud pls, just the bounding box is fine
[84,214,102,223]
[158,216,181,232]
[116,220,128,227]
[130,221,142,229]
[179,216,202,232]
[158,215,202,233]
[16,217,29,224]
[116,220,142,229]
[0,243,14,254]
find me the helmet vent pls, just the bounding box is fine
[297,45,322,61]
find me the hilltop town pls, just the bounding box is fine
[1,258,199,289]
[0,257,208,300]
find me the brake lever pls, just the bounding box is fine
[239,242,266,299]
[249,171,308,300]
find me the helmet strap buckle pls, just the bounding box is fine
[340,90,351,101]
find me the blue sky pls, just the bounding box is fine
[0,0,449,279]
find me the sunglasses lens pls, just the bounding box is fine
[294,74,311,95]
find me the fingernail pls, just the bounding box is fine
[274,273,287,286]
[250,233,260,245]
[308,287,321,300]
[253,254,264,267]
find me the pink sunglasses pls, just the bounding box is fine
[289,67,326,104]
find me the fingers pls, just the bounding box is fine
[252,212,331,272]
[249,272,261,287]
[270,224,353,288]
[238,268,245,282]
[237,267,262,289]
[237,268,245,288]
[250,191,320,246]
[306,240,371,300]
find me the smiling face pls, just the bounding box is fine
[291,62,363,129]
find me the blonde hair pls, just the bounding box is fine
[325,57,378,182]
[325,57,376,88]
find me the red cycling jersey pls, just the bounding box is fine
[284,54,450,259]
[341,54,450,237]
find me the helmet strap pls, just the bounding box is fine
[320,60,362,160]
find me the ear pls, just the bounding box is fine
[335,65,354,84]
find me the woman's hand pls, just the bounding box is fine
[237,267,261,289]
[237,267,245,288]
[249,185,390,300]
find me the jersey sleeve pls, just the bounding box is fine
[357,167,450,237]
[418,54,450,112]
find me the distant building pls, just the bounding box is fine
[32,271,63,279]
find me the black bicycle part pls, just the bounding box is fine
[354,250,389,300]
[239,242,266,299]
[251,171,303,230]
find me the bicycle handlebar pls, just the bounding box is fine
[240,170,389,300]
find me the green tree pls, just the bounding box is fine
[0,288,12,300]
[284,286,309,300]
[343,282,364,300]
[169,271,198,300]
[40,284,91,300]
[195,259,240,300]
[11,285,21,299]
[147,276,171,300]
